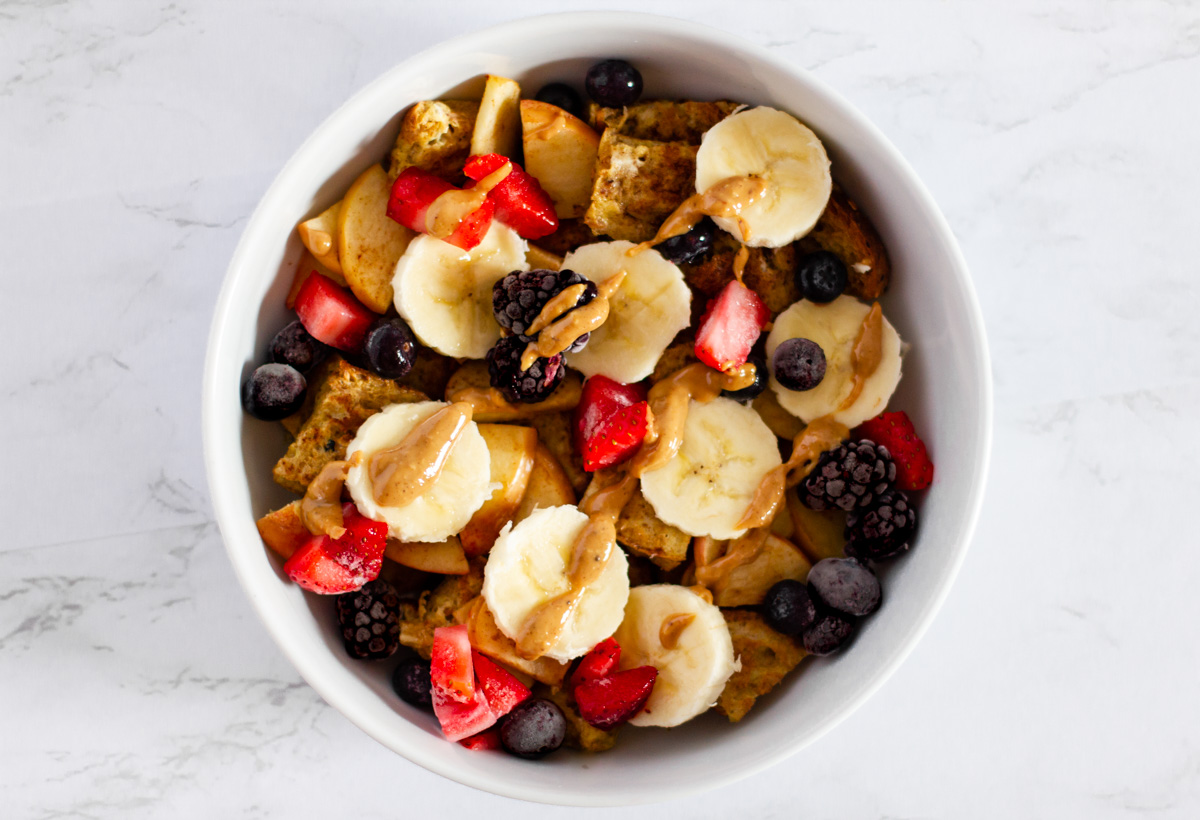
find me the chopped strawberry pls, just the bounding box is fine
[464,153,558,240]
[574,665,658,730]
[471,651,531,717]
[281,503,385,594]
[386,166,494,250]
[294,272,373,351]
[431,625,475,704]
[856,411,934,491]
[433,683,496,742]
[282,537,359,594]
[568,637,621,692]
[575,376,650,472]
[694,280,770,372]
[458,725,502,751]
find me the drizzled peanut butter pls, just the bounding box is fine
[839,302,883,411]
[732,244,750,285]
[688,585,715,606]
[424,162,511,239]
[300,459,351,538]
[519,271,627,371]
[524,111,574,142]
[659,612,696,650]
[309,230,333,257]
[735,416,849,530]
[630,175,768,255]
[693,528,770,591]
[444,386,516,416]
[367,402,473,508]
[525,284,589,336]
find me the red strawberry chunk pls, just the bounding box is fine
[574,665,658,730]
[856,411,934,491]
[282,536,359,594]
[294,272,374,351]
[471,651,531,717]
[431,625,475,704]
[568,637,621,693]
[464,153,558,240]
[281,503,386,594]
[440,197,494,251]
[387,166,494,251]
[458,725,502,751]
[433,682,496,742]
[694,280,770,372]
[575,376,650,472]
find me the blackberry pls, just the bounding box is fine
[845,489,918,561]
[492,268,598,340]
[486,335,565,403]
[801,440,895,512]
[335,580,401,660]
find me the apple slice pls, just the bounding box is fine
[470,74,522,159]
[459,424,538,556]
[338,164,413,313]
[520,99,600,219]
[693,533,811,607]
[512,444,576,524]
[786,489,847,563]
[385,536,469,575]
[286,249,347,309]
[297,201,343,274]
[256,500,308,560]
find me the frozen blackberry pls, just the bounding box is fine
[486,335,565,404]
[801,440,896,512]
[845,489,918,561]
[492,268,598,339]
[335,580,401,661]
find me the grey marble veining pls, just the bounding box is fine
[2,1,1198,817]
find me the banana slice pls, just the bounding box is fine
[765,295,903,428]
[612,584,736,728]
[694,106,832,248]
[561,241,691,384]
[345,401,494,543]
[482,505,630,663]
[639,397,782,540]
[392,221,528,358]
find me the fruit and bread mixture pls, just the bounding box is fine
[245,59,934,757]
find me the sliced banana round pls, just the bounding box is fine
[612,584,736,728]
[561,241,691,384]
[392,221,528,358]
[639,397,782,540]
[345,401,494,543]
[766,295,903,428]
[694,106,832,248]
[482,505,630,663]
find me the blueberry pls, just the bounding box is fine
[585,59,643,107]
[808,557,881,617]
[269,320,330,374]
[795,251,848,304]
[654,217,717,266]
[241,363,306,420]
[362,317,417,380]
[762,579,818,636]
[391,657,433,711]
[500,698,566,759]
[534,82,584,119]
[723,353,768,402]
[802,610,856,656]
[773,338,826,391]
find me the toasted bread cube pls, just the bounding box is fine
[535,683,619,752]
[527,412,589,495]
[797,187,891,300]
[533,217,601,256]
[272,357,428,494]
[585,132,698,242]
[716,609,808,722]
[615,487,692,571]
[681,232,799,315]
[752,389,805,441]
[588,99,740,143]
[256,501,308,560]
[649,335,699,383]
[394,345,458,399]
[397,562,485,658]
[444,361,582,422]
[389,99,479,181]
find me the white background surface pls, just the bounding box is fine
[3,1,1198,817]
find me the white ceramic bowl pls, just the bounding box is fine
[203,11,992,806]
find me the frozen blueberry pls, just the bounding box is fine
[500,698,566,759]
[802,611,856,655]
[773,337,826,391]
[796,251,848,304]
[762,579,818,636]
[585,59,643,107]
[534,82,584,118]
[655,217,717,265]
[391,657,433,711]
[807,557,881,617]
[361,317,417,379]
[241,363,306,420]
[723,354,768,402]
[269,320,330,374]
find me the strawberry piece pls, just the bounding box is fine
[574,665,658,730]
[458,725,502,751]
[471,651,531,717]
[294,272,373,351]
[575,376,650,472]
[386,166,494,250]
[568,637,621,693]
[282,536,359,594]
[281,503,385,594]
[433,682,497,742]
[431,625,475,704]
[463,153,558,240]
[694,280,770,372]
[856,411,934,491]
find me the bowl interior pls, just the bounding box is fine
[204,12,990,807]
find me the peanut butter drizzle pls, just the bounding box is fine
[300,459,350,538]
[445,385,516,416]
[424,162,512,239]
[309,230,333,257]
[525,284,588,336]
[659,613,696,650]
[628,175,769,256]
[525,111,574,142]
[694,527,771,591]
[839,302,883,411]
[367,402,473,508]
[732,244,750,285]
[688,585,714,606]
[519,271,627,371]
[735,416,850,530]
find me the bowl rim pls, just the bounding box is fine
[203,10,993,806]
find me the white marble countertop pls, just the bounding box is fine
[3,1,1198,816]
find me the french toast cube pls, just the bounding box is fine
[587,99,740,143]
[681,232,799,315]
[388,99,480,181]
[585,132,698,242]
[615,487,691,571]
[716,609,808,722]
[797,186,891,300]
[397,561,485,658]
[272,357,428,494]
[649,335,699,383]
[527,412,589,495]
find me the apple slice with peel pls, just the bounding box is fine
[786,488,847,563]
[384,536,469,575]
[297,201,343,274]
[512,444,576,525]
[520,99,600,218]
[459,424,537,556]
[338,165,413,313]
[470,74,522,159]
